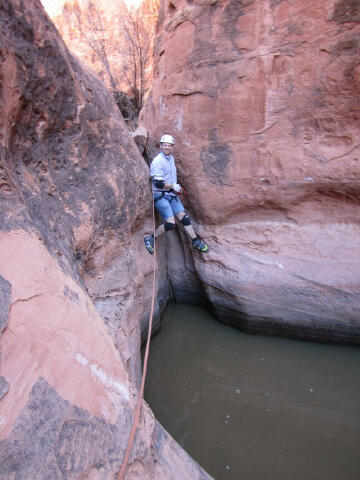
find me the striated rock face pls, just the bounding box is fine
[0,1,212,478]
[141,0,360,343]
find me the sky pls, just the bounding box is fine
[40,0,65,17]
[40,0,143,17]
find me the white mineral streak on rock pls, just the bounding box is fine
[75,352,88,366]
[176,105,183,132]
[90,363,130,401]
[159,96,166,117]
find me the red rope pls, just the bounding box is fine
[117,197,157,480]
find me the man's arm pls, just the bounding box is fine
[152,177,173,189]
[153,179,181,191]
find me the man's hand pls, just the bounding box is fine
[172,183,182,193]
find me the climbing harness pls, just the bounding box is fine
[153,191,178,203]
[153,191,171,203]
[117,195,157,479]
[153,186,186,207]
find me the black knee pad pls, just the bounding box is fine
[181,214,191,226]
[164,221,175,231]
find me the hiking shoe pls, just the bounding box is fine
[192,237,209,253]
[144,235,154,254]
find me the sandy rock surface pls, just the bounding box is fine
[141,0,360,343]
[0,1,212,478]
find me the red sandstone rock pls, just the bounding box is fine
[141,0,360,343]
[0,1,212,478]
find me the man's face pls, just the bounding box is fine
[161,142,173,155]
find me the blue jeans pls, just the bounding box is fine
[154,193,185,220]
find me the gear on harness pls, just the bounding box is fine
[154,192,178,203]
[192,237,209,253]
[144,234,154,254]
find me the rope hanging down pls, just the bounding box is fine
[117,196,157,480]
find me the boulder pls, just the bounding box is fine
[130,124,149,156]
[141,0,360,343]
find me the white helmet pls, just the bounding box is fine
[160,134,174,144]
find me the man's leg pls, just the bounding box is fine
[144,194,176,254]
[176,211,209,253]
[144,215,175,254]
[154,216,175,238]
[176,211,196,239]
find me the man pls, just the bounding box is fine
[144,134,209,254]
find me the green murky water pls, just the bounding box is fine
[144,303,360,480]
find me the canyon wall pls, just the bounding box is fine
[141,0,360,343]
[0,1,211,478]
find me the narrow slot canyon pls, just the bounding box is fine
[1,0,360,478]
